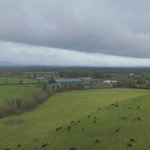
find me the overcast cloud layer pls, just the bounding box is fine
[1,0,150,65]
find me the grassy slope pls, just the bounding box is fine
[0,77,37,84]
[0,88,150,149]
[0,85,35,105]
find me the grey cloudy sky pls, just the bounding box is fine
[1,0,150,66]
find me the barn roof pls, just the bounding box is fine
[48,78,82,83]
[54,78,82,82]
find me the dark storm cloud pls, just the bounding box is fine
[0,0,150,58]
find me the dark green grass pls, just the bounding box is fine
[0,88,150,149]
[0,85,35,105]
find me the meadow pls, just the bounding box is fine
[0,85,35,105]
[0,77,37,84]
[0,88,150,150]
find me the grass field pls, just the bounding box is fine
[0,88,150,149]
[0,85,36,105]
[0,77,38,84]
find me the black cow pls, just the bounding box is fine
[137,106,140,108]
[94,116,96,119]
[88,115,90,118]
[35,147,37,150]
[137,117,141,121]
[78,120,80,123]
[99,107,100,110]
[127,143,132,147]
[41,143,47,148]
[70,121,74,123]
[115,104,118,107]
[121,117,127,120]
[130,139,134,142]
[5,149,12,150]
[41,142,49,148]
[94,120,96,123]
[56,126,62,131]
[95,139,100,142]
[68,126,71,131]
[73,123,76,125]
[69,147,77,150]
[111,104,114,106]
[116,128,120,132]
[17,144,21,147]
[82,128,84,131]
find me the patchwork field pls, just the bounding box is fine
[0,85,35,105]
[0,77,37,84]
[24,71,60,78]
[0,88,150,150]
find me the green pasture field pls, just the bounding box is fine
[0,88,150,149]
[0,85,36,105]
[0,77,37,84]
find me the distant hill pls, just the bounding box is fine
[0,62,17,66]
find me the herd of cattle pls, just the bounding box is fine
[3,103,141,150]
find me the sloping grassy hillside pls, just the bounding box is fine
[0,88,150,150]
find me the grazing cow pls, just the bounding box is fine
[82,128,84,131]
[41,143,47,148]
[94,116,96,119]
[70,121,74,123]
[34,138,38,140]
[137,117,141,121]
[69,148,77,150]
[127,143,132,147]
[137,106,140,108]
[99,107,100,110]
[116,128,120,132]
[88,115,90,118]
[121,117,127,120]
[128,106,132,108]
[130,139,134,142]
[73,123,76,125]
[94,120,96,123]
[111,104,114,106]
[78,120,80,123]
[115,104,118,107]
[5,149,12,150]
[95,139,100,142]
[17,144,21,147]
[35,147,37,150]
[56,126,62,131]
[132,118,136,121]
[68,126,71,131]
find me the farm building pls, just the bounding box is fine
[48,78,82,84]
[79,77,92,80]
[36,77,46,80]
